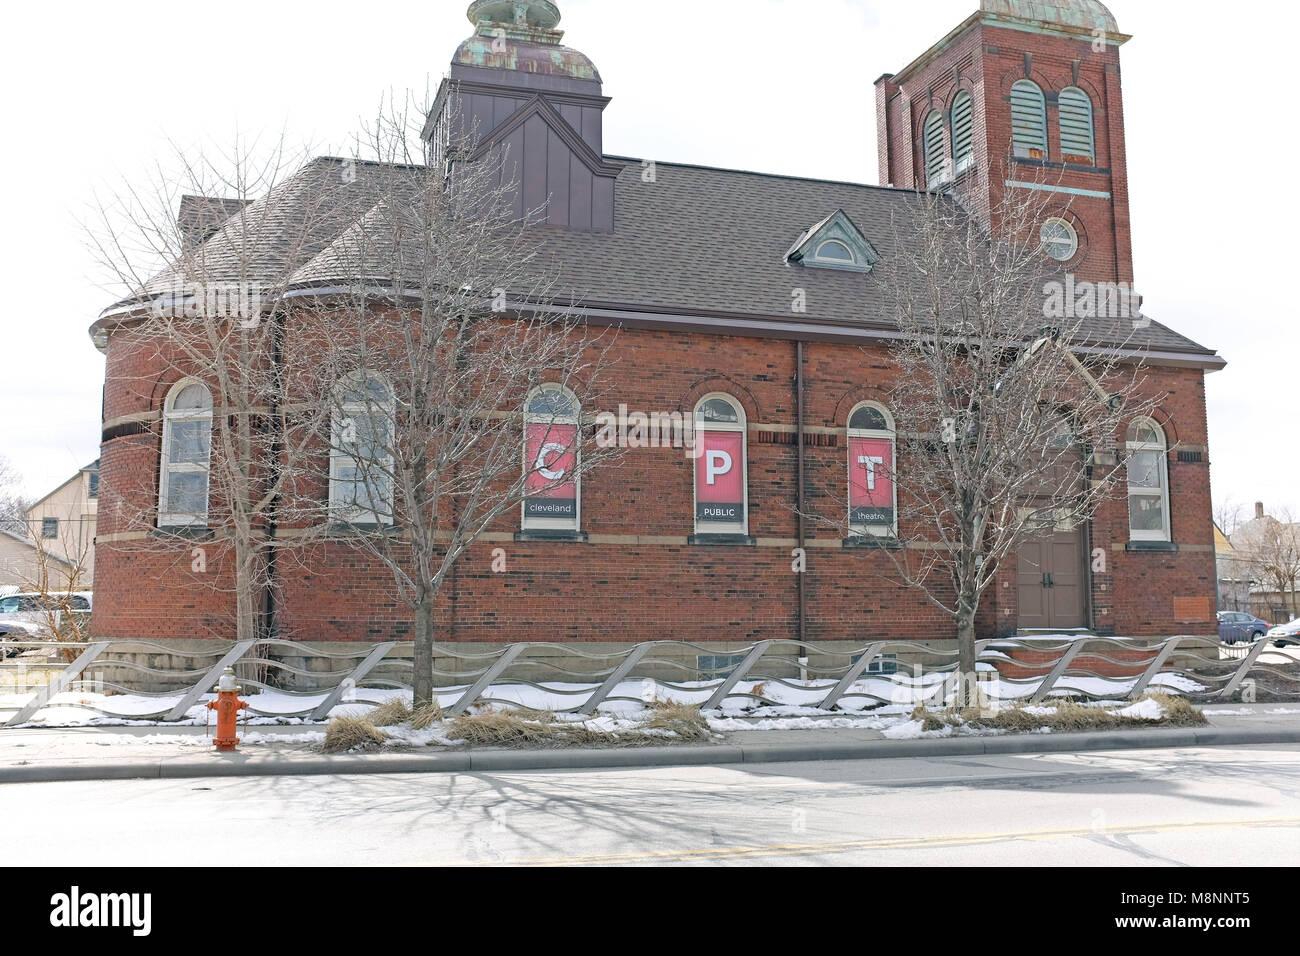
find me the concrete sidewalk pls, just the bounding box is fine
[1,704,1298,783]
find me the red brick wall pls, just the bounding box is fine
[91,327,1218,644]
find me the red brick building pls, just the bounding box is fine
[89,0,1224,644]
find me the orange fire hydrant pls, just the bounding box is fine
[207,667,249,752]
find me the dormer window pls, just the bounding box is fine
[785,210,880,274]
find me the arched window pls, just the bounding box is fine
[923,109,949,188]
[159,380,213,527]
[1058,87,1095,164]
[847,402,897,538]
[1126,418,1170,542]
[1011,80,1048,159]
[523,384,581,532]
[814,239,855,264]
[331,373,394,526]
[951,90,975,174]
[693,394,748,536]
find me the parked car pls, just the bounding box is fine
[1266,618,1300,649]
[1217,611,1273,645]
[0,592,93,644]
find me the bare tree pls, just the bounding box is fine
[19,526,93,657]
[1237,507,1300,622]
[301,93,620,703]
[86,139,386,642]
[0,456,30,535]
[809,176,1156,699]
[1215,499,1246,539]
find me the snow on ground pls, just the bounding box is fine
[0,668,1217,732]
[1110,699,1165,721]
[72,732,329,747]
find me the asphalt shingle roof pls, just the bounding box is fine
[105,155,1220,362]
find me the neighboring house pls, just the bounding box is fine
[1215,523,1252,612]
[22,461,98,586]
[0,527,77,593]
[1231,502,1300,624]
[89,0,1225,643]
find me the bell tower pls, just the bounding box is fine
[875,0,1134,287]
[425,0,622,231]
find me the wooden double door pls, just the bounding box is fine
[1016,521,1088,631]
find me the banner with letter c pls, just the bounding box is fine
[525,422,577,520]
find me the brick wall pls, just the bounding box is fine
[91,326,1218,644]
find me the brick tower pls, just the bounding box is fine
[875,0,1133,288]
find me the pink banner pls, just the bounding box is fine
[695,430,745,524]
[848,436,894,526]
[525,422,577,519]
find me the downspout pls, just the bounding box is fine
[263,307,286,641]
[796,341,808,661]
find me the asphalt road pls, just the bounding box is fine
[2,743,1298,866]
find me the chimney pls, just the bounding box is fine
[178,195,250,248]
[1256,502,1265,520]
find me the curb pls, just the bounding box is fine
[3,725,1300,784]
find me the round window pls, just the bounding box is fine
[1041,218,1078,262]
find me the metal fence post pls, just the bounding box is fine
[1029,640,1087,704]
[578,643,652,716]
[1218,637,1271,701]
[164,640,255,721]
[1128,637,1181,700]
[818,643,885,711]
[308,642,397,721]
[703,641,772,710]
[4,642,110,728]
[444,643,526,716]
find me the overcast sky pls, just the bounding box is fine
[0,0,1293,522]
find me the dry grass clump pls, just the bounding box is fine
[444,701,717,749]
[642,699,713,741]
[1146,692,1208,727]
[365,696,445,730]
[445,708,630,747]
[322,715,390,753]
[912,693,1207,734]
[445,710,560,745]
[367,697,413,727]
[410,700,444,729]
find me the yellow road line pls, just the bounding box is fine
[450,817,1300,866]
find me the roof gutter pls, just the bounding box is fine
[91,285,1228,372]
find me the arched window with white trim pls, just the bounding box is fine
[693,394,748,536]
[1058,86,1095,164]
[814,239,855,265]
[951,90,975,174]
[523,384,581,533]
[1011,79,1048,159]
[159,380,213,527]
[847,402,897,538]
[331,373,395,526]
[1126,418,1170,542]
[923,109,949,188]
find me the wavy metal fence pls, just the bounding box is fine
[0,635,1296,728]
